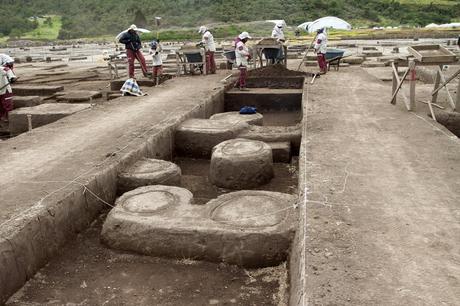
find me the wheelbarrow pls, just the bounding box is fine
[325,48,346,71]
[223,50,236,69]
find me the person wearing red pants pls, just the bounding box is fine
[198,26,217,74]
[235,32,252,90]
[0,66,17,122]
[314,28,328,74]
[150,40,163,84]
[119,24,148,78]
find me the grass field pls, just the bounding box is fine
[22,15,62,40]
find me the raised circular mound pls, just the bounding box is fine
[175,119,249,158]
[208,190,296,228]
[118,158,181,194]
[210,138,273,189]
[117,185,193,215]
[209,112,263,126]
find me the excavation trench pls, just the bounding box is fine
[5,72,306,305]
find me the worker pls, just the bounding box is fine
[265,21,285,64]
[0,64,17,122]
[149,39,163,84]
[0,54,14,70]
[119,24,148,79]
[271,21,285,42]
[235,32,252,91]
[198,26,217,74]
[314,28,328,74]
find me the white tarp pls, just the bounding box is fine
[425,23,439,28]
[297,22,313,31]
[307,16,352,33]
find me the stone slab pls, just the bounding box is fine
[175,119,249,158]
[361,61,386,68]
[268,141,291,163]
[12,96,43,109]
[118,158,182,194]
[342,56,365,65]
[101,187,296,267]
[239,125,302,154]
[9,103,91,135]
[209,112,263,125]
[362,51,383,57]
[56,91,102,103]
[12,85,64,96]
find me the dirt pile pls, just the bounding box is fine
[248,64,310,77]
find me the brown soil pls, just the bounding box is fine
[248,64,309,77]
[7,214,288,306]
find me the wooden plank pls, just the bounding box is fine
[437,68,456,109]
[390,65,411,106]
[409,60,416,111]
[391,62,398,105]
[431,69,441,105]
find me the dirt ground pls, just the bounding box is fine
[6,214,287,306]
[300,65,460,305]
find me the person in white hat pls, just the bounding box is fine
[235,32,252,90]
[0,64,17,122]
[198,26,217,74]
[119,24,148,78]
[314,28,328,74]
[271,21,285,42]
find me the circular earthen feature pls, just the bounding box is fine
[209,191,295,228]
[210,112,263,126]
[118,158,181,194]
[175,119,249,158]
[118,185,193,216]
[210,139,274,189]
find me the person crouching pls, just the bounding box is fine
[150,39,163,85]
[235,32,252,91]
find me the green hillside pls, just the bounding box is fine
[0,0,459,40]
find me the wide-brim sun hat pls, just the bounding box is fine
[198,26,207,33]
[238,32,252,40]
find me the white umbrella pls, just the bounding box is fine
[297,22,313,31]
[307,16,351,33]
[266,20,286,27]
[116,25,151,40]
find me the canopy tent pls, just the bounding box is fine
[307,16,352,33]
[425,23,439,28]
[297,22,314,31]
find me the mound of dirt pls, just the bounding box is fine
[248,64,309,77]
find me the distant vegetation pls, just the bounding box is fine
[0,0,459,40]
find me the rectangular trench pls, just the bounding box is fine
[4,74,308,306]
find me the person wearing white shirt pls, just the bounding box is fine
[198,26,217,74]
[149,40,163,83]
[0,54,14,70]
[0,66,16,122]
[235,31,252,90]
[314,28,328,74]
[267,21,286,64]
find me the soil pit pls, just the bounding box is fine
[6,215,287,306]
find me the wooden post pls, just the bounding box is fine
[456,76,460,112]
[437,67,456,109]
[431,69,441,105]
[391,61,398,105]
[409,60,416,111]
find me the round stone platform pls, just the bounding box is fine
[175,119,249,158]
[210,139,274,189]
[209,112,263,126]
[118,158,181,194]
